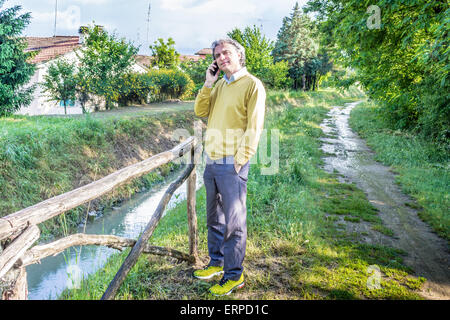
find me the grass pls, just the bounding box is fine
[59,87,427,300]
[349,100,449,242]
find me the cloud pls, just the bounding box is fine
[72,0,110,5]
[157,0,259,17]
[31,5,81,31]
[148,0,296,53]
[159,0,209,11]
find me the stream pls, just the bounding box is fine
[320,101,450,299]
[26,162,204,300]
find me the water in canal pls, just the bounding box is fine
[26,163,204,300]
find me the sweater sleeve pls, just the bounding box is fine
[234,80,266,165]
[194,86,213,117]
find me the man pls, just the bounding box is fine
[193,38,266,296]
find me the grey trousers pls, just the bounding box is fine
[203,156,249,281]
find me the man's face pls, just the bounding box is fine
[213,42,242,76]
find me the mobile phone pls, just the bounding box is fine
[210,61,219,76]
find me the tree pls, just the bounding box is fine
[74,69,91,114]
[76,25,139,110]
[305,0,450,142]
[0,0,36,116]
[41,59,77,115]
[228,25,290,89]
[273,2,319,90]
[149,37,180,69]
[228,26,274,78]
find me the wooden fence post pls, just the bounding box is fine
[187,143,200,265]
[0,224,39,300]
[0,225,40,279]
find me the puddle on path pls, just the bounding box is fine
[320,101,450,299]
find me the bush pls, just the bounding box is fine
[146,69,194,102]
[260,60,291,90]
[117,73,157,106]
[117,69,195,105]
[180,55,212,96]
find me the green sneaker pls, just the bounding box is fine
[193,266,224,279]
[209,273,245,296]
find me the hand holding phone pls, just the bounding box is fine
[205,61,219,87]
[210,61,219,76]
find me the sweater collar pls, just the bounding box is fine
[223,67,248,84]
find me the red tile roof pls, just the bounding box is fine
[25,36,81,64]
[25,36,208,66]
[195,48,213,56]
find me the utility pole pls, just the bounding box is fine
[146,2,151,44]
[53,0,58,36]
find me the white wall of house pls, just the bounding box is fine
[16,50,84,115]
[16,50,148,116]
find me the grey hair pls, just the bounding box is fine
[211,38,246,67]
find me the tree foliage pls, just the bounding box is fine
[0,0,35,116]
[227,25,291,89]
[228,26,274,77]
[146,68,194,102]
[149,37,180,69]
[117,70,194,105]
[41,59,77,115]
[180,54,213,94]
[76,25,139,110]
[273,2,322,90]
[305,0,450,142]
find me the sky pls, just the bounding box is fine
[3,0,307,55]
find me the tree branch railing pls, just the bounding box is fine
[0,136,201,300]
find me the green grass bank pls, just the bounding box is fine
[60,87,429,300]
[349,100,449,242]
[0,108,199,240]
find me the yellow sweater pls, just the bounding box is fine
[194,73,266,165]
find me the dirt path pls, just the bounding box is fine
[55,101,195,119]
[320,101,450,300]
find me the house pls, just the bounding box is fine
[17,29,148,116]
[16,29,211,116]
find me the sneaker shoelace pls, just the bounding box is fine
[218,277,228,286]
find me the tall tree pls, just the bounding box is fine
[228,25,290,89]
[77,25,139,110]
[149,37,180,69]
[0,0,35,116]
[273,2,319,90]
[228,25,274,77]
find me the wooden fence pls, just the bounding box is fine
[0,136,201,300]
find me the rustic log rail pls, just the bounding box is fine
[0,136,201,300]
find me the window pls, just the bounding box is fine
[60,100,75,107]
